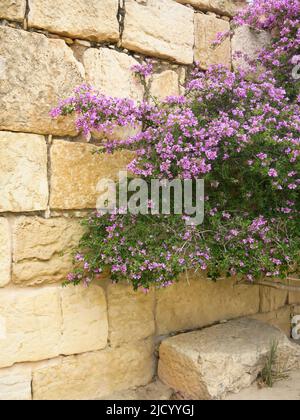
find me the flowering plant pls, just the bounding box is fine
[52,0,299,291]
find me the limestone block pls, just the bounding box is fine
[0,364,32,400]
[0,132,48,212]
[28,0,119,43]
[0,218,11,287]
[107,283,155,346]
[122,0,194,65]
[83,48,144,102]
[156,274,260,335]
[176,0,245,17]
[32,339,155,400]
[194,13,231,69]
[99,380,173,401]
[0,27,84,135]
[50,140,133,210]
[60,284,108,355]
[12,217,85,286]
[289,279,300,305]
[158,318,300,400]
[0,0,26,21]
[150,70,180,101]
[251,306,292,337]
[231,25,271,70]
[260,283,288,313]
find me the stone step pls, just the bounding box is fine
[158,318,300,400]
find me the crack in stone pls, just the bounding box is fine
[117,0,126,46]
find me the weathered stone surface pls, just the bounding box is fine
[28,0,119,43]
[0,132,48,212]
[122,0,194,65]
[158,318,300,400]
[289,279,300,305]
[100,380,173,401]
[12,217,84,286]
[0,27,84,135]
[0,218,11,287]
[260,283,288,313]
[150,70,180,101]
[231,25,271,70]
[50,140,133,210]
[0,0,26,21]
[0,364,32,400]
[194,13,231,69]
[107,283,155,346]
[0,284,108,368]
[83,48,144,102]
[0,287,61,368]
[156,274,259,335]
[32,339,155,400]
[60,284,108,355]
[251,306,292,337]
[176,0,245,17]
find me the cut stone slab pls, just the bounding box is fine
[0,27,84,136]
[158,318,300,400]
[28,0,119,43]
[0,0,26,21]
[122,0,194,65]
[0,364,32,401]
[176,0,245,17]
[0,218,11,287]
[99,380,173,401]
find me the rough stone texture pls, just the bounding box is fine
[176,0,245,17]
[0,0,26,21]
[122,0,194,65]
[0,218,11,287]
[28,0,119,43]
[289,279,300,305]
[251,306,292,337]
[107,283,155,346]
[0,27,84,135]
[12,217,85,286]
[50,140,134,210]
[0,364,32,400]
[0,285,108,368]
[260,283,288,313]
[158,318,300,400]
[231,25,271,70]
[83,48,144,102]
[150,70,180,101]
[194,13,231,70]
[60,284,108,355]
[99,380,173,401]
[0,132,48,212]
[156,274,260,335]
[32,339,155,400]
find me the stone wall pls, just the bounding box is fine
[0,0,298,400]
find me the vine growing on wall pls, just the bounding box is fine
[52,0,300,292]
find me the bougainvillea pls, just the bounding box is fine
[52,0,300,291]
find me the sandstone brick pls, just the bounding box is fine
[0,364,32,400]
[289,279,300,305]
[231,25,271,70]
[12,217,85,286]
[0,0,26,21]
[107,283,155,346]
[176,0,244,17]
[0,218,11,287]
[194,13,231,69]
[0,285,108,368]
[0,27,84,135]
[60,284,108,355]
[50,140,133,210]
[122,0,194,65]
[150,70,180,101]
[0,132,48,212]
[32,339,155,400]
[28,0,119,43]
[83,48,144,102]
[260,283,288,313]
[156,273,260,335]
[251,306,292,337]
